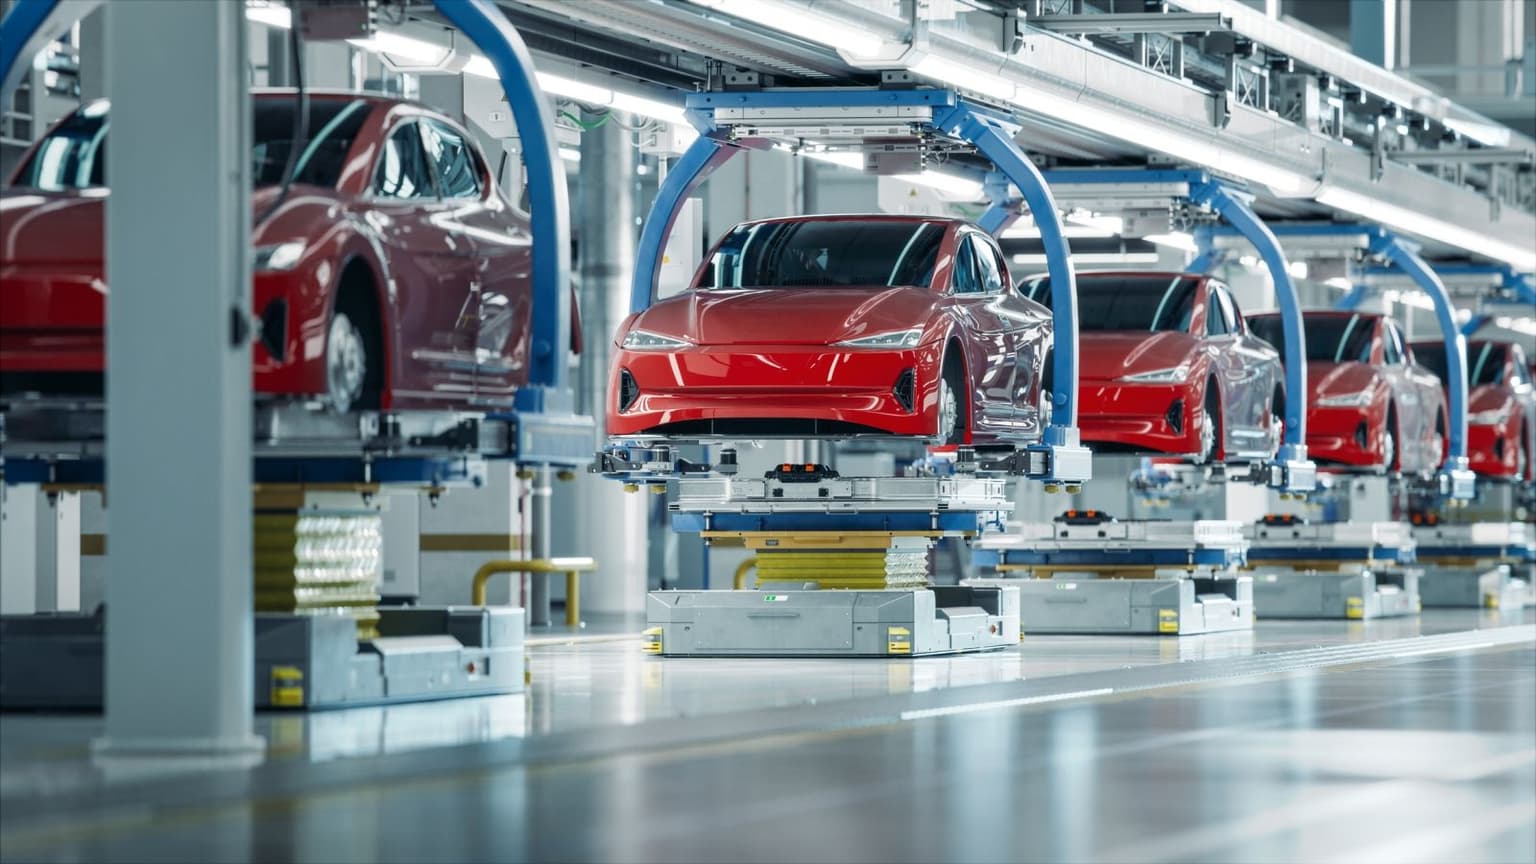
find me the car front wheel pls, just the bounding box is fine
[326,311,369,414]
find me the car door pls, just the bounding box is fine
[1200,281,1244,453]
[943,232,1017,432]
[1379,319,1430,470]
[365,115,479,403]
[973,236,1049,431]
[1213,284,1280,457]
[418,117,532,404]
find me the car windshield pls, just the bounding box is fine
[11,96,370,191]
[1415,344,1448,382]
[1024,275,1197,332]
[1468,343,1508,386]
[1251,314,1374,364]
[699,219,945,289]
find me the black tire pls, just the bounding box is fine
[1196,381,1220,465]
[328,267,383,413]
[939,353,967,445]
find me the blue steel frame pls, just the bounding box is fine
[1210,222,1476,498]
[2,0,589,465]
[1038,168,1316,491]
[628,88,1085,451]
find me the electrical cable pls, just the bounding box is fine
[255,7,309,228]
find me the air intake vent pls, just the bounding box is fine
[618,368,640,412]
[1166,398,1185,435]
[893,368,916,413]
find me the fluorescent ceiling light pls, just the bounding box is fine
[909,55,1017,102]
[1288,261,1309,279]
[892,171,984,199]
[1144,231,1198,253]
[1324,277,1353,291]
[1493,316,1536,336]
[1065,211,1124,236]
[559,146,581,163]
[682,0,887,58]
[1315,186,1536,272]
[1001,223,1118,239]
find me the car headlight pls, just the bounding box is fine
[1317,390,1375,407]
[253,241,306,272]
[621,329,691,350]
[1122,363,1191,383]
[1470,406,1512,425]
[836,328,923,349]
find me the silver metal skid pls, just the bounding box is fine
[1417,564,1526,610]
[0,606,526,710]
[967,575,1253,636]
[643,586,1020,657]
[1249,567,1421,619]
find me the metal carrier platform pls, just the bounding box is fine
[968,513,1253,636]
[1411,521,1536,610]
[1243,517,1421,619]
[643,465,1020,657]
[0,606,526,711]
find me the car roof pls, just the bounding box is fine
[1247,309,1383,322]
[75,88,428,116]
[1071,270,1208,281]
[730,214,967,229]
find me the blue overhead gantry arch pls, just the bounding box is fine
[2,0,590,470]
[629,88,1090,484]
[1012,168,1317,494]
[1204,222,1478,500]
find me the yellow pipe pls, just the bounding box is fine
[733,556,758,590]
[472,557,597,627]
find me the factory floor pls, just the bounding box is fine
[2,609,1533,863]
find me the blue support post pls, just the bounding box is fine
[1367,234,1475,499]
[1188,226,1225,275]
[977,171,1024,236]
[434,0,570,402]
[1460,313,1491,338]
[1334,284,1371,310]
[1,0,86,96]
[630,130,738,313]
[1188,180,1315,492]
[934,103,1080,438]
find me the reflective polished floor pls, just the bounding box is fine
[2,633,1531,862]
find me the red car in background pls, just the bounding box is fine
[1,90,557,413]
[607,215,1053,445]
[1248,310,1445,475]
[1022,272,1284,463]
[1411,338,1535,481]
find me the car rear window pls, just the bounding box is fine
[699,219,945,289]
[1024,275,1197,332]
[1250,314,1373,363]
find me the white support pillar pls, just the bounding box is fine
[97,0,260,764]
[0,485,79,614]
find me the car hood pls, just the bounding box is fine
[1309,361,1380,398]
[628,286,941,347]
[1078,331,1197,380]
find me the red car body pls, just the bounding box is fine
[1248,310,1446,475]
[1022,271,1284,463]
[607,215,1053,445]
[1,90,554,412]
[1411,338,1535,481]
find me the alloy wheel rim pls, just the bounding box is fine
[327,313,366,413]
[938,377,959,441]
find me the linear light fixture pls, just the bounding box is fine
[892,171,986,199]
[1014,252,1161,265]
[1314,186,1536,272]
[1143,232,1198,253]
[681,0,889,59]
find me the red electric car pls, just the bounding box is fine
[1411,338,1535,481]
[1248,310,1446,475]
[1,90,556,413]
[1022,271,1284,463]
[607,215,1053,445]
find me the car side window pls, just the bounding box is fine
[421,119,483,199]
[1205,285,1229,336]
[374,121,436,199]
[970,236,1006,294]
[1218,287,1243,333]
[950,236,982,295]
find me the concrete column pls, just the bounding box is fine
[98,0,261,764]
[76,8,105,101]
[570,109,648,614]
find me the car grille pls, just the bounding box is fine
[618,368,639,412]
[892,368,916,413]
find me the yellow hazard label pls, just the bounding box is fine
[1346,596,1364,619]
[1484,593,1499,609]
[641,626,664,655]
[1158,608,1179,633]
[270,665,304,708]
[887,625,912,654]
